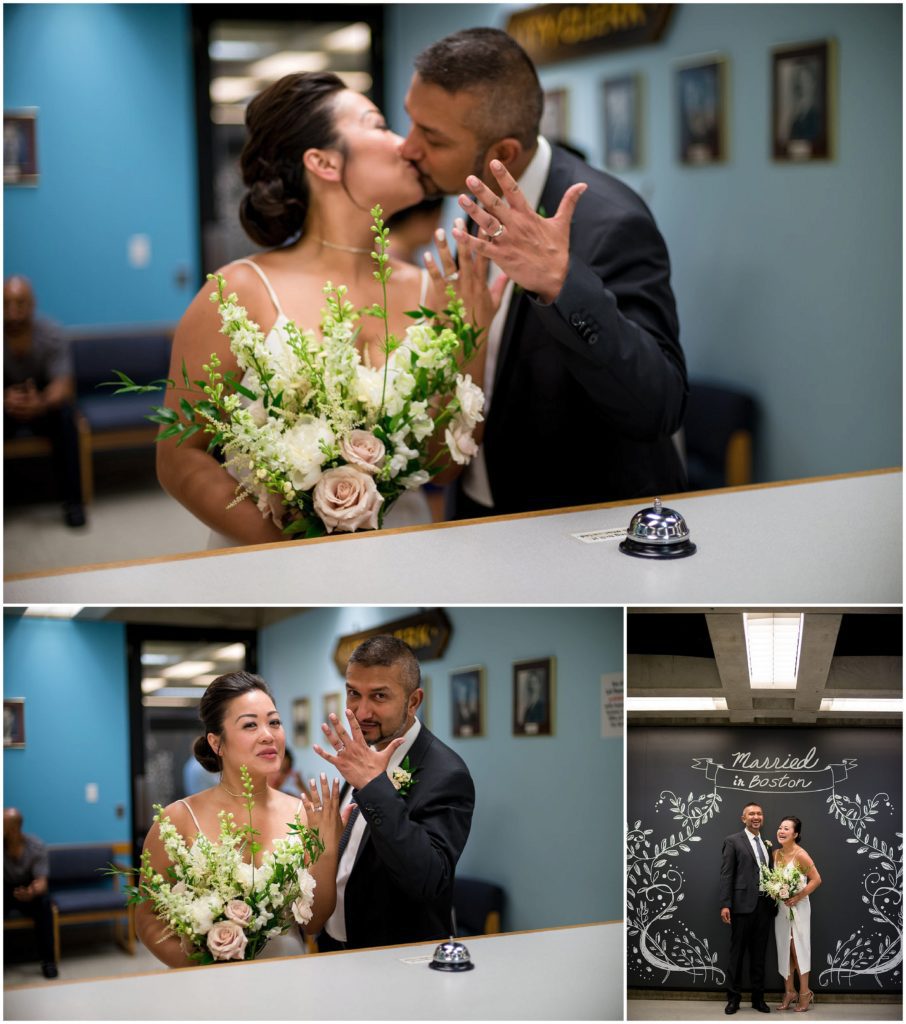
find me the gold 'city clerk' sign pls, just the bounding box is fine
[333,609,452,676]
[506,4,673,66]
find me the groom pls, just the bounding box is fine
[719,802,774,1014]
[401,28,687,519]
[313,636,474,949]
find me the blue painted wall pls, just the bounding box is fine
[3,4,199,328]
[259,606,623,932]
[384,3,902,484]
[3,617,131,843]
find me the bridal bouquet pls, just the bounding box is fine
[108,206,484,538]
[758,862,805,921]
[120,766,324,964]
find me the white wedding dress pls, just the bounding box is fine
[176,798,307,960]
[773,860,811,977]
[206,258,432,550]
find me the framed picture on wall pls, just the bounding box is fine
[540,87,569,143]
[512,658,554,736]
[3,698,25,748]
[4,109,39,185]
[676,56,727,164]
[450,666,483,738]
[322,691,342,724]
[603,74,641,171]
[772,39,833,161]
[292,698,310,747]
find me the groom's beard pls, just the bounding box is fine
[416,149,488,200]
[357,711,410,751]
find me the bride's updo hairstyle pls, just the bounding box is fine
[193,671,274,773]
[239,71,347,247]
[780,816,803,842]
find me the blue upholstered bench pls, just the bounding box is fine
[3,842,135,963]
[47,843,135,956]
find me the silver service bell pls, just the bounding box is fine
[619,497,697,559]
[429,937,475,971]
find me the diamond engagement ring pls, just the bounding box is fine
[489,223,505,238]
[336,743,346,754]
[445,271,460,282]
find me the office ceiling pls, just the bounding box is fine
[628,607,902,726]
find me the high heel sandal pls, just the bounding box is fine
[778,991,798,1010]
[794,991,815,1013]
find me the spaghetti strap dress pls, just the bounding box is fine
[773,859,811,977]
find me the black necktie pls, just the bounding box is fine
[338,803,360,860]
[755,837,767,867]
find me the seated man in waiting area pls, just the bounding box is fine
[3,807,58,978]
[4,275,86,528]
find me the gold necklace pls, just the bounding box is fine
[319,238,371,255]
[220,780,266,799]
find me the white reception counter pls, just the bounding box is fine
[4,470,900,604]
[3,922,621,1020]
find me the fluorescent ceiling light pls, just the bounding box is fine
[820,698,904,713]
[249,51,329,79]
[334,71,373,93]
[23,606,84,619]
[322,23,371,53]
[141,678,166,694]
[213,643,246,662]
[141,652,176,666]
[210,77,260,104]
[161,661,216,681]
[209,40,267,61]
[744,613,803,688]
[626,697,728,711]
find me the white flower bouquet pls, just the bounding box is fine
[758,861,805,921]
[119,766,324,964]
[108,206,485,538]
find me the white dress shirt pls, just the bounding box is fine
[746,828,769,867]
[324,717,422,942]
[462,136,553,509]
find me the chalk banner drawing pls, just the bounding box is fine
[627,746,902,988]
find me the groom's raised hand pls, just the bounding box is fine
[452,159,587,304]
[313,709,405,791]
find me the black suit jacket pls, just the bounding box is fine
[455,144,687,515]
[719,829,771,915]
[342,725,475,949]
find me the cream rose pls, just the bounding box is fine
[206,919,248,961]
[454,373,485,429]
[291,895,314,926]
[340,430,385,474]
[312,466,383,533]
[224,899,253,926]
[444,419,479,465]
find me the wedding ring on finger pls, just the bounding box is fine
[336,743,346,754]
[314,805,323,812]
[445,271,460,282]
[489,223,506,239]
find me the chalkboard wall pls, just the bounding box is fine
[627,727,902,994]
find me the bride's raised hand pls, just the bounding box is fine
[301,772,342,853]
[424,223,508,338]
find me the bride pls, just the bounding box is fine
[772,816,822,1012]
[136,671,342,967]
[156,71,502,547]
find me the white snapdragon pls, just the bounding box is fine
[454,373,485,430]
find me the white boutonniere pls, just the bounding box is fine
[764,840,773,849]
[388,756,418,797]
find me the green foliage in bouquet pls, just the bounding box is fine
[105,206,485,538]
